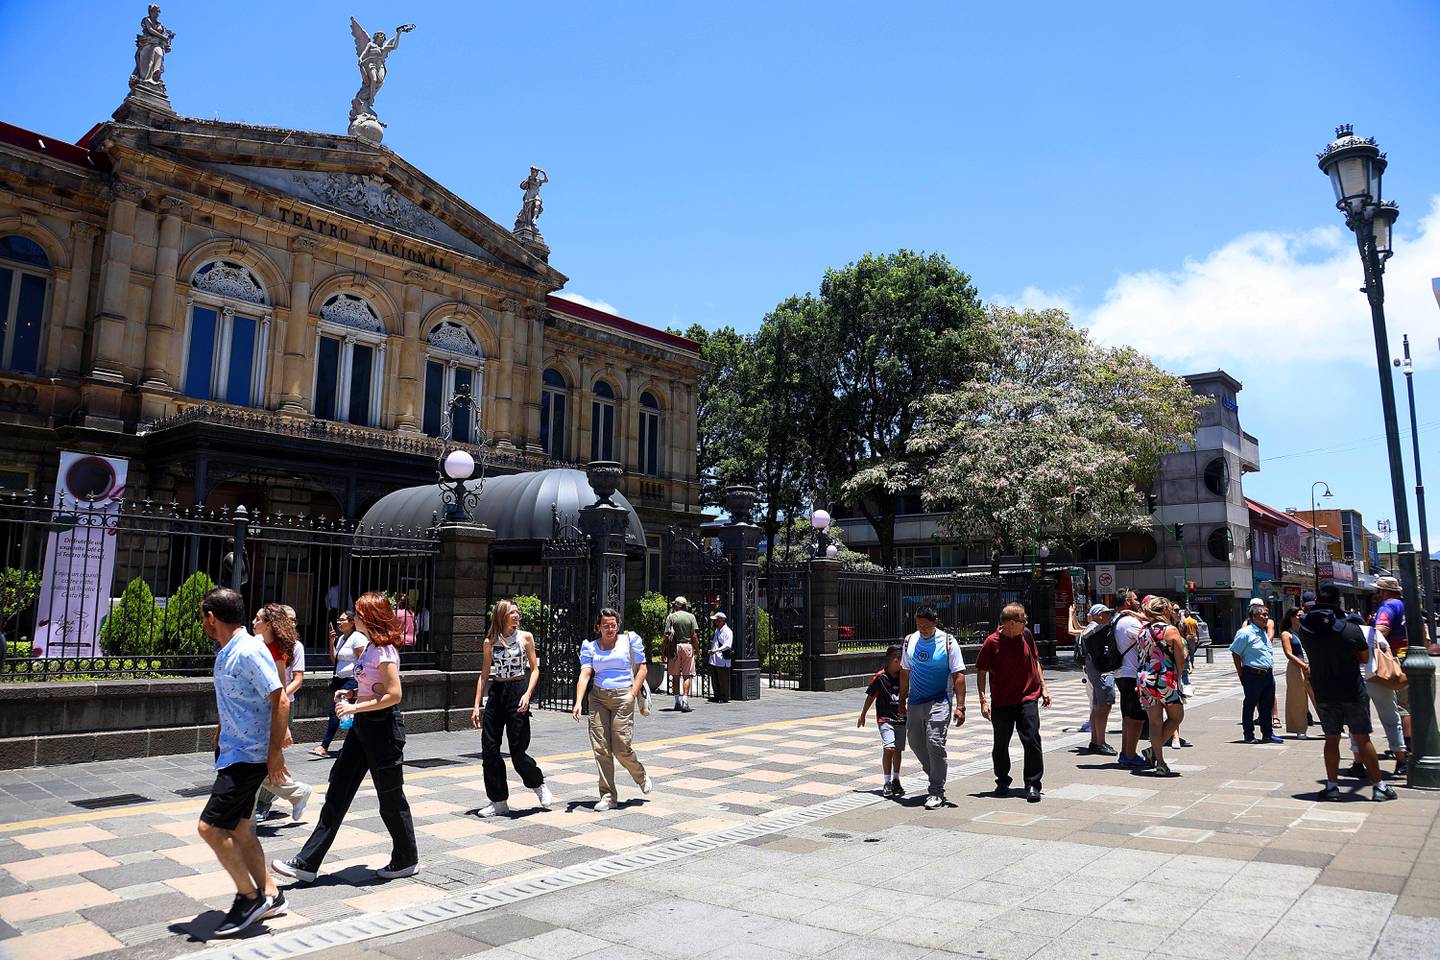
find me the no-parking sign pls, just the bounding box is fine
[1095,564,1117,594]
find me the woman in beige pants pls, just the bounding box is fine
[572,607,652,811]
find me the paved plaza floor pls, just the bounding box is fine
[0,661,1436,960]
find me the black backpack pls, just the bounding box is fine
[1085,620,1123,673]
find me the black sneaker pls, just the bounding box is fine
[214,893,271,937]
[1091,743,1118,756]
[880,781,895,797]
[1395,760,1408,777]
[1322,784,1342,801]
[891,781,905,798]
[261,890,287,919]
[1344,761,1367,779]
[270,858,317,883]
[376,860,420,879]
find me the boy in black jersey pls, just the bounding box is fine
[859,645,906,796]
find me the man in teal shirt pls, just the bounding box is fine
[1230,602,1280,743]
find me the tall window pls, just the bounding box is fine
[646,534,662,593]
[183,259,269,405]
[540,368,568,459]
[313,293,385,426]
[638,391,661,476]
[0,235,49,375]
[591,380,616,462]
[421,321,483,442]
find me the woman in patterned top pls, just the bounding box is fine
[471,599,551,817]
[1136,595,1186,777]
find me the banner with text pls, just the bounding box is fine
[32,451,130,658]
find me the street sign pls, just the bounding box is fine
[1215,580,1229,587]
[1095,565,1117,594]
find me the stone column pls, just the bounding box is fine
[395,271,425,432]
[58,222,99,375]
[806,558,841,690]
[431,522,497,727]
[576,358,592,464]
[90,182,147,382]
[717,486,762,701]
[523,305,545,453]
[579,462,629,615]
[141,197,188,390]
[493,299,517,446]
[625,368,641,474]
[279,237,316,415]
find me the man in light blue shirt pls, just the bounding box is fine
[899,605,966,810]
[196,587,288,937]
[1230,601,1280,744]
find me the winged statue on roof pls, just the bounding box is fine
[347,17,414,141]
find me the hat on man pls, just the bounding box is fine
[1248,597,1267,608]
[1302,590,1317,607]
[711,611,727,621]
[1373,576,1402,593]
[674,596,689,608]
[1088,603,1111,618]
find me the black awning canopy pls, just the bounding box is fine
[357,468,646,553]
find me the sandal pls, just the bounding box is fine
[311,746,331,758]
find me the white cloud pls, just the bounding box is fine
[1012,196,1440,370]
[553,291,621,315]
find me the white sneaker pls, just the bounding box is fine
[535,784,553,809]
[478,801,510,818]
[640,776,654,795]
[291,785,311,822]
[594,796,616,812]
[924,794,943,811]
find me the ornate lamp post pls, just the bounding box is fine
[1310,481,1333,591]
[810,508,832,559]
[437,383,483,523]
[1396,336,1434,614]
[1318,125,1439,789]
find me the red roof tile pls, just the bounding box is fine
[547,294,700,352]
[0,120,107,171]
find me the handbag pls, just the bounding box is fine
[626,630,652,717]
[1372,644,1407,688]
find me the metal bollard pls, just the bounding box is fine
[1205,647,1214,664]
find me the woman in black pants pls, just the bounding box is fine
[272,591,418,883]
[471,599,551,816]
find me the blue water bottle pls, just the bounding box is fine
[339,713,353,732]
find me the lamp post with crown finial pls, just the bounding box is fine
[1318,125,1439,789]
[437,383,484,523]
[1395,336,1434,617]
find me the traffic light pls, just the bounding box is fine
[1173,523,1185,540]
[1146,493,1159,514]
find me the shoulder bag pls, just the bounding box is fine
[626,631,652,716]
[1372,636,1408,689]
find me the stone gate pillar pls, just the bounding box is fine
[432,521,495,727]
[580,461,629,616]
[806,557,841,690]
[718,486,761,701]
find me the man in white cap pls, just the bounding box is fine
[708,612,732,703]
[1076,603,1117,755]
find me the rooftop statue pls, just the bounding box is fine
[513,167,549,249]
[347,17,415,143]
[126,4,176,111]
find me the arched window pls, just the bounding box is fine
[182,259,269,406]
[591,380,616,462]
[422,320,483,442]
[313,293,385,426]
[638,390,661,477]
[0,235,48,375]
[540,368,568,459]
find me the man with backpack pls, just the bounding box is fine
[1110,590,1149,767]
[1078,603,1118,756]
[898,605,967,810]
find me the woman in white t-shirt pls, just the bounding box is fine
[572,607,652,811]
[315,610,367,757]
[273,591,419,884]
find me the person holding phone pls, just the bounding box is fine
[315,611,365,757]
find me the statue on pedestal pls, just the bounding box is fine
[125,4,176,113]
[513,166,549,250]
[347,17,415,144]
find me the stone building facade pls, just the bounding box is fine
[0,97,703,541]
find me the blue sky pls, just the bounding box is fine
[6,1,1440,545]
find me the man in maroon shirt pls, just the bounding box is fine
[977,603,1052,803]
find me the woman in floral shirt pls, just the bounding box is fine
[1136,595,1187,777]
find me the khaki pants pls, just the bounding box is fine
[587,687,647,801]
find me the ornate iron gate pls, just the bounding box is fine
[538,513,591,712]
[762,562,808,689]
[663,528,731,699]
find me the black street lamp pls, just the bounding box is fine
[1396,336,1434,615]
[1311,481,1333,592]
[437,383,484,523]
[1318,125,1439,789]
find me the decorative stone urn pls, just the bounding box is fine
[586,460,624,506]
[722,485,758,525]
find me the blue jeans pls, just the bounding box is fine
[321,676,359,748]
[1239,667,1275,740]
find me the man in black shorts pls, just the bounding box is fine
[1300,585,1397,802]
[1110,591,1148,767]
[196,587,290,936]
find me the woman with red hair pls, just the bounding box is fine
[272,591,419,883]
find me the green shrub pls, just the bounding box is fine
[100,578,161,656]
[487,595,550,637]
[162,571,217,656]
[626,592,670,660]
[756,607,773,664]
[0,568,40,639]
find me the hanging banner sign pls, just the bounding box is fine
[31,451,130,658]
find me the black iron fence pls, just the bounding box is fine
[0,490,439,682]
[836,569,1006,651]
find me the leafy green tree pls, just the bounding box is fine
[819,251,986,566]
[162,571,218,656]
[909,306,1207,556]
[762,517,881,572]
[100,577,161,656]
